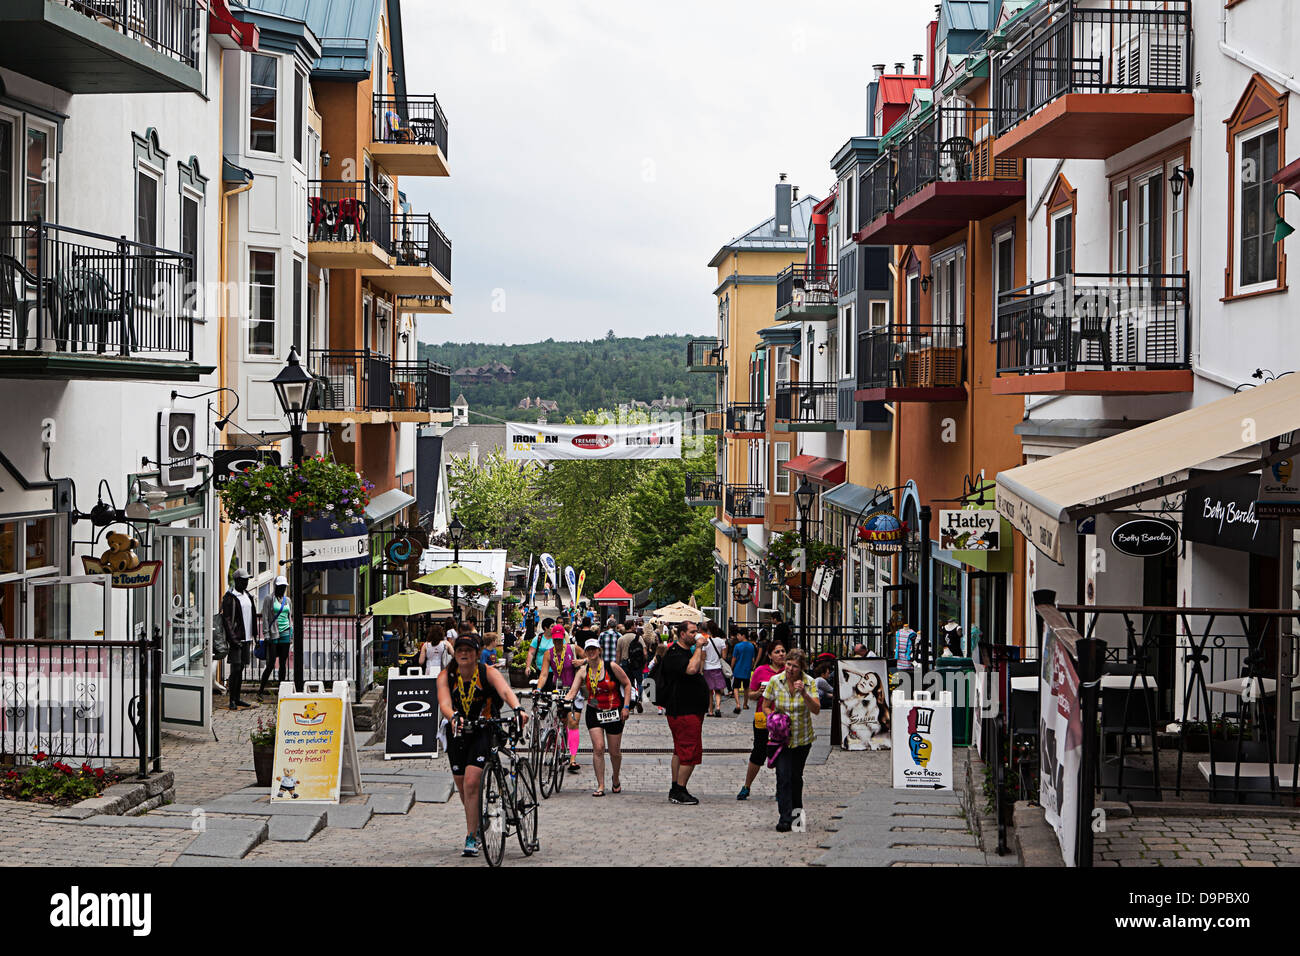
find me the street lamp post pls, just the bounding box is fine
[448,515,464,626]
[794,478,815,652]
[272,348,317,693]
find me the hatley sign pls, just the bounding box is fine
[938,510,1000,552]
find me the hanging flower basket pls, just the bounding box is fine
[218,455,373,525]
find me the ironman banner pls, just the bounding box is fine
[506,422,681,461]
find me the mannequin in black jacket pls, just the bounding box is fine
[220,569,258,709]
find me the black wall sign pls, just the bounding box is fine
[213,448,282,487]
[384,672,441,759]
[1110,518,1179,558]
[1182,469,1279,557]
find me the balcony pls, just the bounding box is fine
[992,1,1193,160]
[725,402,766,438]
[860,107,1024,246]
[372,95,450,177]
[837,378,891,431]
[362,213,452,298]
[0,0,203,94]
[686,338,724,373]
[0,218,205,381]
[854,152,895,244]
[855,322,967,403]
[308,350,450,423]
[724,484,766,525]
[308,180,393,269]
[686,403,725,436]
[393,295,452,315]
[992,272,1192,395]
[774,264,837,320]
[685,473,723,507]
[774,380,837,431]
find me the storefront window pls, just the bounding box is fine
[0,514,66,639]
[25,516,58,571]
[936,561,962,653]
[969,572,1008,649]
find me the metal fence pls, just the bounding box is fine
[0,218,194,358]
[995,272,1190,375]
[726,402,766,434]
[392,212,452,280]
[856,321,966,390]
[791,625,883,658]
[775,263,837,311]
[293,615,374,692]
[858,151,895,226]
[308,180,393,254]
[390,359,451,412]
[724,484,766,520]
[309,348,391,411]
[774,380,837,425]
[993,0,1192,137]
[67,0,201,70]
[373,94,449,157]
[686,338,723,369]
[685,472,723,504]
[895,106,1021,202]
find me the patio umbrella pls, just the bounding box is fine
[414,564,494,588]
[368,590,452,617]
[651,601,706,624]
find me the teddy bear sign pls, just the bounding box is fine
[80,531,163,588]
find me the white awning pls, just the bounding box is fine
[365,489,416,525]
[996,374,1300,563]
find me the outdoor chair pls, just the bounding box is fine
[60,265,135,354]
[309,196,337,241]
[1075,308,1112,370]
[1018,308,1064,370]
[938,136,974,182]
[384,110,414,144]
[336,198,367,243]
[0,253,51,350]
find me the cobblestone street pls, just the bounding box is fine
[1094,812,1300,867]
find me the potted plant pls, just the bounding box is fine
[217,454,373,526]
[250,717,277,788]
[508,639,532,689]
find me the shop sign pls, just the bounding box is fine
[1182,470,1277,556]
[213,448,282,487]
[1041,629,1083,867]
[891,690,953,791]
[1258,455,1300,519]
[303,533,369,564]
[79,557,162,589]
[818,566,836,601]
[858,511,906,555]
[383,670,440,759]
[939,509,1000,552]
[995,486,1061,564]
[1110,518,1178,558]
[810,566,826,595]
[271,682,362,803]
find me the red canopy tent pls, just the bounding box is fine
[593,580,634,622]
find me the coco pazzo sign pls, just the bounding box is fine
[506,422,681,461]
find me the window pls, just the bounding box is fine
[24,124,52,220]
[1168,160,1185,276]
[293,70,305,165]
[1136,172,1163,274]
[931,245,966,337]
[181,191,199,310]
[249,54,278,154]
[0,116,13,222]
[1051,210,1073,275]
[774,442,791,495]
[869,299,888,329]
[1110,148,1187,277]
[248,250,276,356]
[993,231,1014,341]
[776,346,790,384]
[292,256,304,350]
[1238,125,1279,289]
[135,169,158,247]
[1114,185,1130,272]
[0,514,66,640]
[840,304,854,378]
[907,269,921,339]
[843,177,855,240]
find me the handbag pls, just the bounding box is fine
[713,637,733,680]
[212,625,229,662]
[253,639,267,660]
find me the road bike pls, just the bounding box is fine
[528,686,572,799]
[472,714,539,867]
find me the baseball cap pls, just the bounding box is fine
[454,634,481,651]
[583,638,600,651]
[274,575,288,586]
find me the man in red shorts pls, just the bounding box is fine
[657,619,710,804]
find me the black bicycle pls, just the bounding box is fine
[528,686,572,799]
[473,714,539,867]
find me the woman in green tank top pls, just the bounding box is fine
[258,576,294,697]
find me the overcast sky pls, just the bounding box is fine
[400,0,927,345]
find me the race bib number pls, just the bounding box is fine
[597,708,620,725]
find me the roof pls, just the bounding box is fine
[453,392,468,406]
[593,580,634,602]
[707,194,821,267]
[878,74,929,107]
[441,423,507,460]
[237,0,395,80]
[830,136,881,175]
[758,322,802,346]
[939,0,991,42]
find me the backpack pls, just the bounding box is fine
[624,635,646,675]
[765,712,791,768]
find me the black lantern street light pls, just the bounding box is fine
[448,515,465,625]
[794,478,815,651]
[272,347,317,693]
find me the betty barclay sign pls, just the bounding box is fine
[505,422,682,461]
[938,510,1000,552]
[1110,518,1178,558]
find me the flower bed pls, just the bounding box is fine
[1,752,124,806]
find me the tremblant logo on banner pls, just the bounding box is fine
[49,886,151,936]
[571,434,613,449]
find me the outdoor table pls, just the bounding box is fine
[1196,761,1277,781]
[1100,674,1158,689]
[1205,677,1277,697]
[408,117,439,146]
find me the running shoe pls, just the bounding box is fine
[462,835,480,857]
[670,789,699,805]
[736,786,750,801]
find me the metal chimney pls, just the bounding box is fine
[873,63,885,80]
[775,175,792,234]
[895,62,905,74]
[913,54,924,74]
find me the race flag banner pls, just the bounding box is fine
[564,566,577,607]
[576,570,586,608]
[529,564,540,603]
[506,421,681,461]
[540,552,558,589]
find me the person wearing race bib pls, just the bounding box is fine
[737,642,786,801]
[536,623,583,774]
[566,637,632,797]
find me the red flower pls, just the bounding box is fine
[94,769,105,779]
[5,770,18,779]
[33,751,47,762]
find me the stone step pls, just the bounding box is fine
[368,787,415,814]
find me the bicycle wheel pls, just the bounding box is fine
[514,756,539,856]
[478,761,508,867]
[538,728,558,799]
[551,722,569,794]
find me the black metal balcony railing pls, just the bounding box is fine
[66,0,201,71]
[775,380,837,425]
[726,402,766,434]
[309,349,393,411]
[685,473,724,504]
[858,152,895,228]
[393,213,452,280]
[686,402,726,434]
[686,338,723,370]
[725,485,766,520]
[0,219,194,358]
[389,359,452,412]
[857,322,966,390]
[995,272,1190,376]
[775,263,837,311]
[308,180,393,255]
[373,94,449,157]
[993,0,1192,138]
[896,106,1022,202]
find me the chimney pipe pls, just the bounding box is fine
[775,176,793,235]
[913,54,924,74]
[895,62,905,74]
[792,186,799,201]
[873,63,885,80]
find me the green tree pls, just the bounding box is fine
[446,450,542,553]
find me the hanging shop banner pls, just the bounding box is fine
[303,519,371,569]
[1109,517,1178,557]
[835,658,891,751]
[1040,631,1083,867]
[891,690,953,790]
[818,566,836,601]
[383,669,441,759]
[939,509,1000,552]
[1181,470,1278,556]
[810,566,826,596]
[271,682,362,803]
[1258,454,1300,518]
[213,448,282,487]
[505,421,682,461]
[80,557,162,589]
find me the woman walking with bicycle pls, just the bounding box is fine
[566,637,632,797]
[536,622,582,774]
[437,634,528,857]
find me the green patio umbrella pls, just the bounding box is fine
[368,589,452,617]
[414,564,494,588]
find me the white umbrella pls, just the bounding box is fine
[651,601,706,624]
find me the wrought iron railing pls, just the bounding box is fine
[686,338,723,369]
[724,484,766,520]
[685,473,724,503]
[995,272,1190,375]
[296,614,374,692]
[790,624,883,658]
[856,322,966,390]
[774,380,837,425]
[390,359,452,412]
[896,106,1022,202]
[392,213,452,280]
[309,348,392,411]
[66,0,201,70]
[308,180,394,255]
[686,402,726,435]
[373,94,449,157]
[993,0,1192,137]
[0,218,194,358]
[726,402,766,434]
[858,152,895,227]
[775,263,837,311]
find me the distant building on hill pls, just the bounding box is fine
[618,395,690,413]
[517,396,559,413]
[454,361,516,384]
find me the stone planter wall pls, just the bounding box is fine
[353,685,386,734]
[47,771,176,821]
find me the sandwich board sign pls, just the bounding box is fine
[891,690,954,791]
[271,682,362,803]
[384,667,441,759]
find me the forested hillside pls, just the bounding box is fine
[418,332,714,422]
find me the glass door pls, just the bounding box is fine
[154,528,212,733]
[25,574,111,640]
